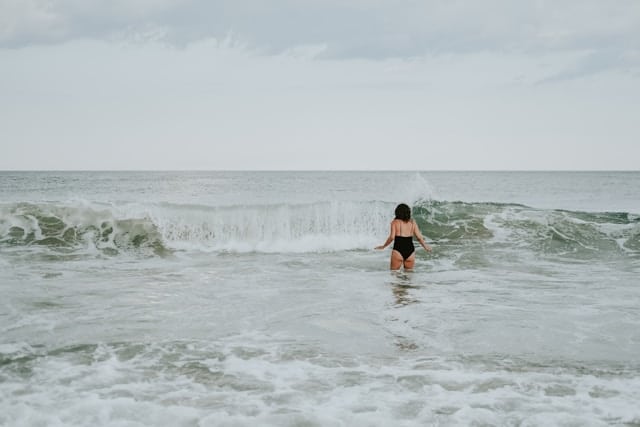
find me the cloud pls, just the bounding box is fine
[0,0,62,43]
[2,37,638,170]
[1,0,639,82]
[2,1,638,54]
[536,48,640,84]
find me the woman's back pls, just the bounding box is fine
[376,203,432,270]
[393,219,414,237]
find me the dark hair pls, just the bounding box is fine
[394,203,411,222]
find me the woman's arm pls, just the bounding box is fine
[413,220,432,252]
[375,221,396,249]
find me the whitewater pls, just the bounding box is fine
[1,171,639,426]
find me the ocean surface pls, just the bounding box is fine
[1,171,639,426]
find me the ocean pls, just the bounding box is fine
[1,171,639,426]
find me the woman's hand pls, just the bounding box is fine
[375,245,386,250]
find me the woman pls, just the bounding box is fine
[375,203,432,270]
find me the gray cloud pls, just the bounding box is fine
[536,49,640,85]
[1,15,638,171]
[1,1,638,50]
[1,0,639,80]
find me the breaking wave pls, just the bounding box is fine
[0,202,168,257]
[417,201,640,258]
[0,200,638,258]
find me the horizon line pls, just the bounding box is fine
[1,169,639,173]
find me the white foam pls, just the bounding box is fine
[142,200,391,253]
[0,342,35,356]
[400,172,437,205]
[2,336,640,427]
[483,212,513,243]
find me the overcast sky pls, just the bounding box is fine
[1,0,639,170]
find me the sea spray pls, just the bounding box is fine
[1,200,638,257]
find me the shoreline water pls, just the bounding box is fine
[1,171,639,426]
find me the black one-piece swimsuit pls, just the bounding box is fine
[393,235,415,260]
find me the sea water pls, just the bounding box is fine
[1,171,639,426]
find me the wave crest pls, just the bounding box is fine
[1,200,638,258]
[0,202,167,256]
[415,200,640,258]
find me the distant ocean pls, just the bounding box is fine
[1,171,639,426]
